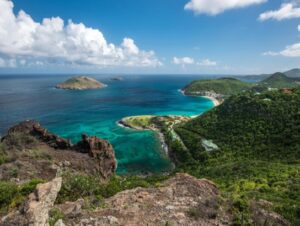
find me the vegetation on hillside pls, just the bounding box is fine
[254,72,299,91]
[182,77,253,96]
[172,87,300,225]
[183,73,299,99]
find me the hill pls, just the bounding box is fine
[257,72,298,90]
[182,78,252,100]
[173,87,300,225]
[284,68,300,78]
[56,76,106,90]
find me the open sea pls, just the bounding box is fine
[0,74,215,174]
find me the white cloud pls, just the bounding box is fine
[0,0,161,68]
[184,0,267,15]
[259,3,300,21]
[263,44,300,58]
[280,43,300,57]
[262,51,280,56]
[173,57,195,65]
[198,59,217,66]
[263,43,300,57]
[263,25,300,57]
[172,57,218,68]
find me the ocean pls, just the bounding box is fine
[0,74,214,174]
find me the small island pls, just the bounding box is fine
[56,76,106,90]
[110,76,124,81]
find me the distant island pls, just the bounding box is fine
[56,76,106,90]
[110,76,124,81]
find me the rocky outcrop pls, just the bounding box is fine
[2,120,71,149]
[251,200,289,226]
[63,173,232,226]
[1,120,116,179]
[1,177,62,226]
[75,134,117,178]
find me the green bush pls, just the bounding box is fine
[3,132,38,150]
[0,181,18,210]
[49,208,64,226]
[0,178,43,213]
[57,172,169,204]
[20,178,45,196]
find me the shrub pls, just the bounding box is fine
[57,172,169,204]
[0,181,18,210]
[49,208,64,226]
[0,178,43,213]
[3,132,38,150]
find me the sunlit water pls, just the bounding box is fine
[0,75,214,174]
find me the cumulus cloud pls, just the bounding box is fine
[184,0,267,15]
[263,25,300,57]
[259,3,300,21]
[173,57,195,65]
[0,0,161,67]
[198,59,217,66]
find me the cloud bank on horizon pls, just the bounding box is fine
[0,0,161,68]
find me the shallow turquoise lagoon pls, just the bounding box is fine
[0,75,214,174]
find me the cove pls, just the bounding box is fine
[0,75,214,174]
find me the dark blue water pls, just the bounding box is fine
[0,75,214,174]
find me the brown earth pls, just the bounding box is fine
[0,120,116,181]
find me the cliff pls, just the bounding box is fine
[0,120,117,180]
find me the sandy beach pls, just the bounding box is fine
[202,96,220,107]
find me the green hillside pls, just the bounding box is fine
[173,87,300,225]
[182,78,253,97]
[257,72,298,89]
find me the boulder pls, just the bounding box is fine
[75,134,117,178]
[1,177,62,226]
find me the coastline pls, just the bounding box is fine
[178,89,220,107]
[202,95,220,107]
[116,91,221,171]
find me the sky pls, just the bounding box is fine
[0,0,300,75]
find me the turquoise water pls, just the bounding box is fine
[0,75,214,174]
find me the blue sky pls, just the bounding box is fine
[0,0,300,74]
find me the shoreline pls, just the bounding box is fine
[178,89,220,107]
[116,91,221,171]
[202,95,220,107]
[117,118,170,160]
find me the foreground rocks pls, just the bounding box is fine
[60,173,232,226]
[0,170,289,226]
[0,120,116,180]
[1,177,62,226]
